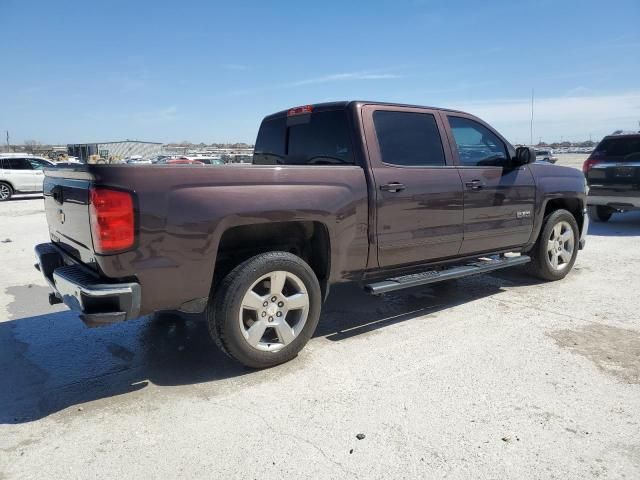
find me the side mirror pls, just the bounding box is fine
[515,146,536,165]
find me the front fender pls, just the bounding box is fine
[526,163,587,248]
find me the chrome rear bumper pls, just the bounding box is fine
[35,243,141,327]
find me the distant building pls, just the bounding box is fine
[67,140,163,162]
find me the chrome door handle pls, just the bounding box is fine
[465,180,483,190]
[380,182,406,192]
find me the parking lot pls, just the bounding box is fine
[1,157,639,479]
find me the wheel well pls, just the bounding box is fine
[0,181,13,191]
[213,221,330,296]
[544,198,584,231]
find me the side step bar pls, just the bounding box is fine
[364,255,530,295]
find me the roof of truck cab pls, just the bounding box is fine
[262,101,469,121]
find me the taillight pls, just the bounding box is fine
[287,105,313,116]
[89,187,135,254]
[582,158,601,174]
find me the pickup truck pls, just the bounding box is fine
[35,101,588,368]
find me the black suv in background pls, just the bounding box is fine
[583,132,640,222]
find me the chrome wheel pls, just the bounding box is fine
[546,220,574,271]
[0,184,10,200]
[238,270,309,352]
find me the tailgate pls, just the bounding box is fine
[587,162,640,188]
[43,169,97,268]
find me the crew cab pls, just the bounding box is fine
[35,101,588,368]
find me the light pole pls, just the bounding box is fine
[529,89,534,146]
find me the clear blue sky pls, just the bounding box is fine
[1,0,639,145]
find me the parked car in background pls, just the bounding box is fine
[535,149,558,163]
[0,156,52,200]
[193,156,225,165]
[584,131,640,221]
[150,155,177,164]
[125,156,153,165]
[161,157,204,165]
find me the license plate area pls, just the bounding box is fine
[615,166,634,177]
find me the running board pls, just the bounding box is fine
[364,255,530,295]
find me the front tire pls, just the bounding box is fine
[526,209,579,281]
[588,205,613,222]
[207,252,322,368]
[0,182,13,201]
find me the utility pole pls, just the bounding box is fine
[530,88,534,146]
[5,130,10,152]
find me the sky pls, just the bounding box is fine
[1,0,639,145]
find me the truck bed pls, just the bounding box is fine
[43,164,370,315]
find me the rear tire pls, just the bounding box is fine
[0,182,12,201]
[526,209,579,281]
[207,252,322,369]
[588,205,613,222]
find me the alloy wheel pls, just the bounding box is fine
[238,270,310,352]
[546,220,574,271]
[0,184,10,200]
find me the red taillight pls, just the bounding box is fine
[89,187,135,254]
[582,158,601,174]
[287,105,313,116]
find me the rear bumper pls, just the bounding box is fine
[587,194,640,210]
[34,243,141,327]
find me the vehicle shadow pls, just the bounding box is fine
[588,211,640,237]
[1,274,512,424]
[0,285,248,424]
[316,280,503,340]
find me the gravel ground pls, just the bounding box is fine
[1,158,639,479]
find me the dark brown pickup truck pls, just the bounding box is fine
[35,101,588,368]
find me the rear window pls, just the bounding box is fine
[253,110,354,165]
[595,137,640,160]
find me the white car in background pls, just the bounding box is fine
[0,156,55,201]
[535,149,558,163]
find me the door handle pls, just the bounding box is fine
[51,185,63,204]
[380,182,406,193]
[465,180,483,190]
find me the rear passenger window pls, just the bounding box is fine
[253,110,354,165]
[6,158,34,170]
[373,111,446,167]
[447,116,508,167]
